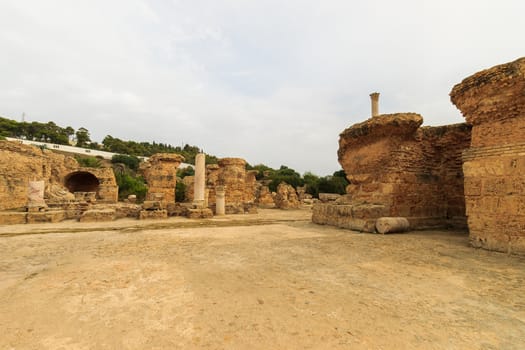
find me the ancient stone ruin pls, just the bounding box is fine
[314,57,525,255]
[451,57,525,254]
[139,153,184,219]
[0,140,118,224]
[313,112,471,232]
[185,157,258,214]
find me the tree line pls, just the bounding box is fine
[0,116,217,164]
[1,116,349,197]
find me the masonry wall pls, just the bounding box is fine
[0,141,79,210]
[140,153,184,204]
[313,113,471,231]
[451,57,525,254]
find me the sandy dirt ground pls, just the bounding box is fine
[0,208,524,350]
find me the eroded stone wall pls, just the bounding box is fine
[0,141,79,210]
[140,153,184,204]
[451,57,525,254]
[314,113,471,231]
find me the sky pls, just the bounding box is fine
[0,0,524,175]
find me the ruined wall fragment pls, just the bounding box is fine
[140,153,184,205]
[314,113,471,231]
[451,57,525,254]
[0,140,78,210]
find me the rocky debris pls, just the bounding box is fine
[255,185,275,208]
[451,57,525,254]
[318,193,341,203]
[274,183,300,209]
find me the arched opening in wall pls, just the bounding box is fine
[65,171,100,193]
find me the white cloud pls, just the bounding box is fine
[0,0,524,174]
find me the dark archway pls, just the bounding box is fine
[65,171,100,193]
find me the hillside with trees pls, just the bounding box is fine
[1,115,349,197]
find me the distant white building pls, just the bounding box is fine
[5,137,194,168]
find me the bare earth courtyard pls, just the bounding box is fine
[0,209,524,349]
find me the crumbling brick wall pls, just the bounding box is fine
[140,153,184,204]
[451,57,525,254]
[314,113,471,231]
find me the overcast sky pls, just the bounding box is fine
[1,1,524,175]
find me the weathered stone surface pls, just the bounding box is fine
[26,210,66,224]
[312,203,378,232]
[64,167,118,204]
[218,158,247,207]
[274,182,300,209]
[255,185,275,208]
[244,170,258,203]
[28,181,46,209]
[186,208,213,219]
[0,212,27,225]
[205,164,220,206]
[0,141,78,211]
[183,176,195,202]
[114,203,141,219]
[142,201,163,211]
[375,217,410,234]
[318,193,341,203]
[139,209,168,220]
[452,57,525,254]
[333,113,471,229]
[215,186,226,215]
[140,153,184,205]
[79,209,116,222]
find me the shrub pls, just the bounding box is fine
[175,181,186,202]
[111,154,140,171]
[115,173,148,202]
[75,155,102,168]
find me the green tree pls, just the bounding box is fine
[175,182,186,202]
[268,165,304,192]
[115,173,148,202]
[112,154,141,171]
[303,171,320,197]
[75,127,91,147]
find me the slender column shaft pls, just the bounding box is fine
[370,92,380,117]
[215,186,225,215]
[194,153,206,203]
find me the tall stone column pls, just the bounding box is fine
[370,92,380,117]
[215,186,225,215]
[194,153,206,207]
